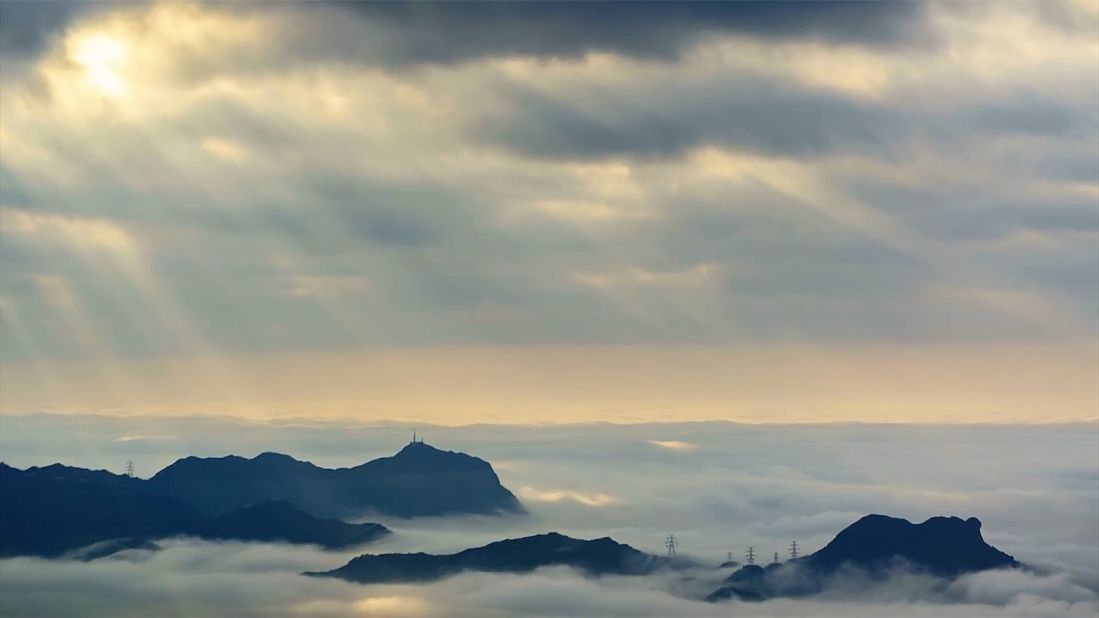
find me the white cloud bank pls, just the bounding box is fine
[0,416,1096,616]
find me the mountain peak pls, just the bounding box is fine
[252,452,298,462]
[706,513,1018,604]
[805,513,1016,576]
[396,440,442,455]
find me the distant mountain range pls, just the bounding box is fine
[314,514,1019,600]
[0,440,521,558]
[308,532,672,583]
[0,462,203,557]
[705,514,1019,602]
[2,439,1023,607]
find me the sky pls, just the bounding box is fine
[0,1,1097,423]
[1,415,1097,616]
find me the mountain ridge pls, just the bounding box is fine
[705,513,1019,603]
[0,461,392,557]
[0,440,522,557]
[148,441,525,518]
[309,532,673,583]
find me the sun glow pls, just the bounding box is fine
[72,34,129,97]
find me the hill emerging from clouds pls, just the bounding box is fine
[148,440,525,518]
[0,440,523,557]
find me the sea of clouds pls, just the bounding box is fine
[0,414,1096,617]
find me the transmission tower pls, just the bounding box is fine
[789,540,799,560]
[727,551,733,562]
[124,460,135,478]
[664,534,678,557]
[773,551,779,564]
[746,546,756,565]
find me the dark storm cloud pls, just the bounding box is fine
[471,76,892,161]
[0,0,95,59]
[466,65,1099,163]
[0,0,1095,361]
[328,1,930,66]
[0,1,931,73]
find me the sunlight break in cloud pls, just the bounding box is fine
[648,440,696,451]
[0,0,1095,422]
[518,486,621,508]
[0,1,1096,617]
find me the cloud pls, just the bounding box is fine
[518,486,621,508]
[648,440,696,451]
[272,2,932,70]
[0,1,1094,422]
[951,569,1099,606]
[1,417,1097,615]
[0,0,99,60]
[2,543,1096,617]
[112,434,176,443]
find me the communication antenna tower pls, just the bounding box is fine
[789,540,799,559]
[746,546,756,565]
[124,460,135,478]
[664,534,678,557]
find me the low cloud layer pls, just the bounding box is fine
[1,415,1096,616]
[4,550,1095,618]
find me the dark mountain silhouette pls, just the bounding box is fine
[706,514,1019,603]
[194,500,389,549]
[1,440,518,557]
[309,532,669,583]
[148,441,525,518]
[803,514,1017,575]
[0,462,202,558]
[706,564,771,602]
[0,463,389,557]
